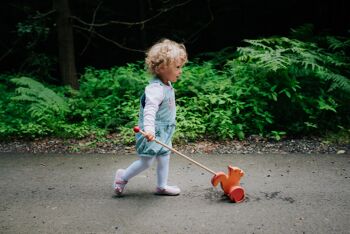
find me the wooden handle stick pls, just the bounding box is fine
[133,126,216,175]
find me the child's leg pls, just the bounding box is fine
[122,156,155,181]
[155,154,180,196]
[156,154,170,188]
[114,157,155,195]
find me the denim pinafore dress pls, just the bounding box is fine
[135,78,176,157]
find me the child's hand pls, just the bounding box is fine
[144,132,155,141]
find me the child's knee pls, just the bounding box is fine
[140,157,154,168]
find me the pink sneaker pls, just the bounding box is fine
[113,169,127,195]
[155,185,181,196]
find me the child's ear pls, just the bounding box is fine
[155,65,165,74]
[155,66,160,73]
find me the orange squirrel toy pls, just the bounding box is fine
[211,166,245,202]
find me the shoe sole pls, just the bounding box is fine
[154,191,180,196]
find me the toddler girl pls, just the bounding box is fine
[113,39,187,196]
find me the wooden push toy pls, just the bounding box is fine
[133,126,245,203]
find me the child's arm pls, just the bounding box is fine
[143,83,164,141]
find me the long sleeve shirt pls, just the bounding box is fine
[143,82,164,135]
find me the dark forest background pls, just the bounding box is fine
[1,0,349,78]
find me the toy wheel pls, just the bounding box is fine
[228,186,245,203]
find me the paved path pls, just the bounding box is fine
[0,152,349,234]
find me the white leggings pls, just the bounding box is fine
[122,155,170,188]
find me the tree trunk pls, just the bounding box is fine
[139,0,147,48]
[53,0,78,89]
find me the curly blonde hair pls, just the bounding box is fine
[145,39,188,75]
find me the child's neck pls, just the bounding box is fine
[157,76,170,86]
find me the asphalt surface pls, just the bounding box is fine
[0,152,349,234]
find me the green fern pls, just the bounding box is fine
[11,77,69,121]
[290,24,314,39]
[326,36,350,51]
[237,36,350,93]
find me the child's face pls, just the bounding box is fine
[157,60,183,84]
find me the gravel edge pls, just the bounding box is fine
[0,135,349,155]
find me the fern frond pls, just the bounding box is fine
[11,77,69,120]
[255,49,291,71]
[290,24,314,39]
[316,70,350,92]
[243,39,273,51]
[326,36,350,51]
